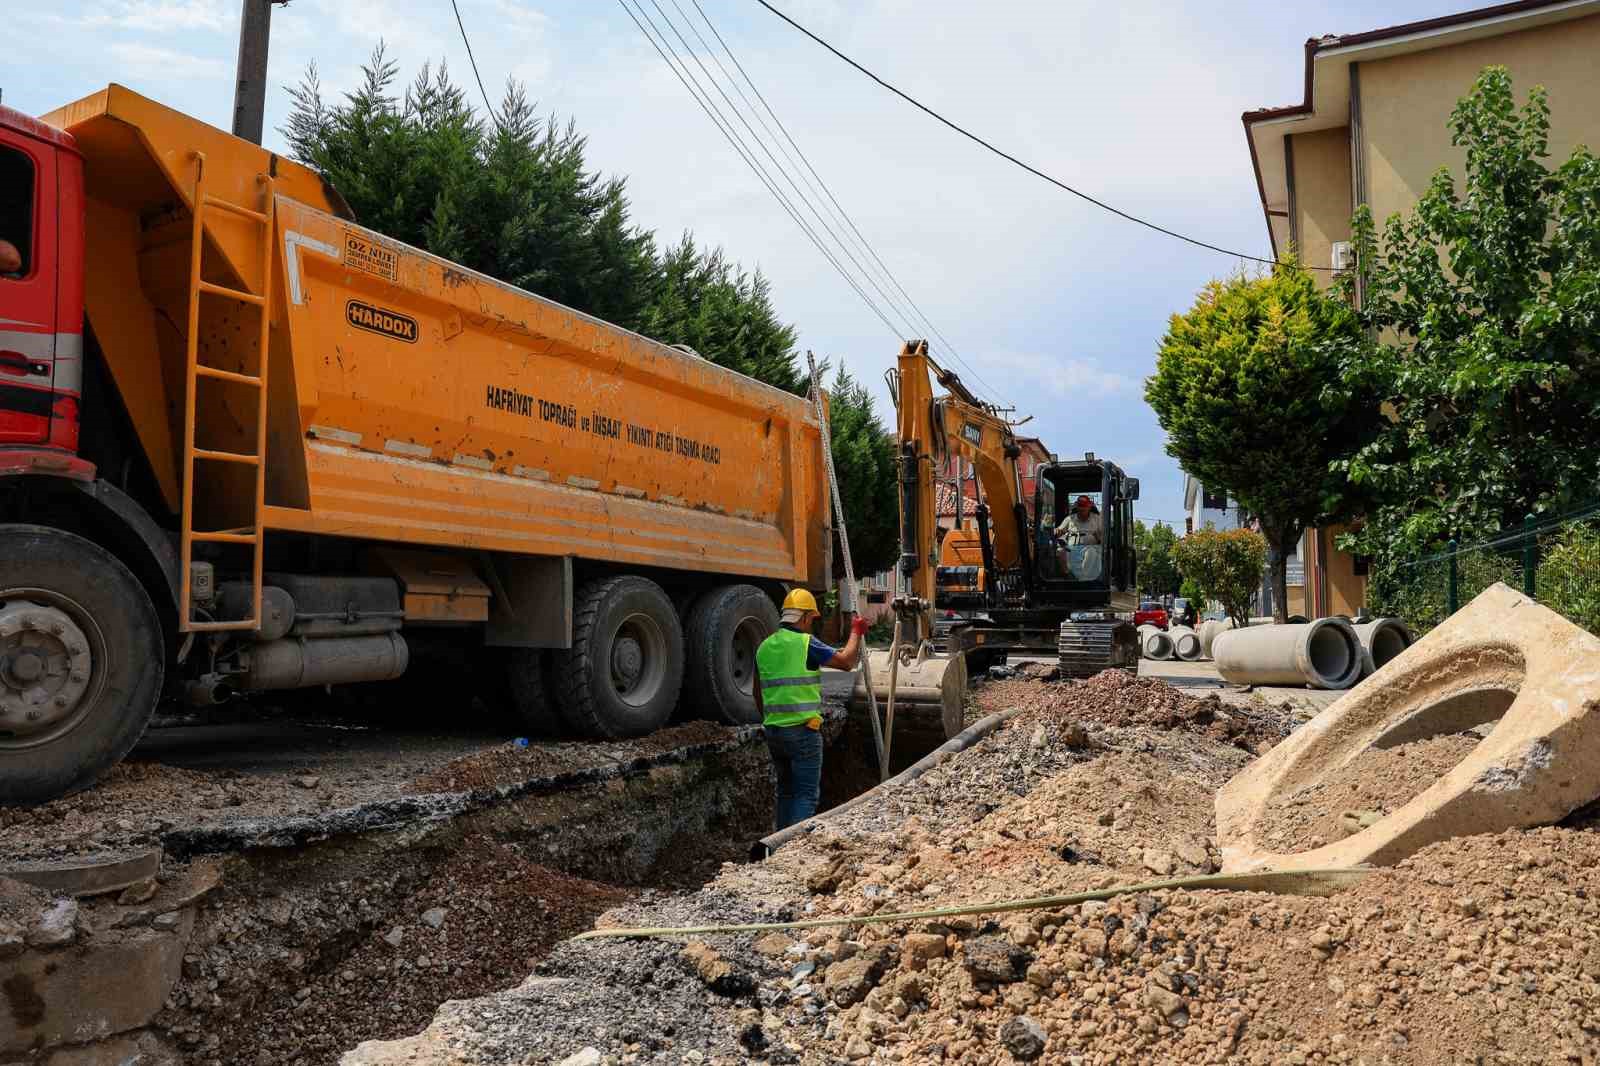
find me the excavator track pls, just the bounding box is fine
[1058,619,1140,679]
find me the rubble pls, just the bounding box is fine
[339,663,1600,1066]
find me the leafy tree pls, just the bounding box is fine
[1539,523,1600,635]
[1339,67,1600,562]
[1179,577,1206,612]
[1133,520,1181,597]
[1173,528,1267,630]
[823,364,899,576]
[1147,260,1373,622]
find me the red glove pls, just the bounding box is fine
[850,616,870,638]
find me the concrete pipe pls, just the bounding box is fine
[1352,617,1415,676]
[1137,624,1174,661]
[1198,618,1236,660]
[1212,617,1362,690]
[1168,625,1203,661]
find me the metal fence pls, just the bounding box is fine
[1374,504,1600,635]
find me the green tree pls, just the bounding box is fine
[1147,260,1373,622]
[1339,67,1600,563]
[1173,528,1268,629]
[823,364,899,576]
[285,52,659,330]
[1133,520,1180,597]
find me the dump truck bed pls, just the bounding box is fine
[43,85,830,587]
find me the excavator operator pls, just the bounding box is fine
[1054,495,1104,580]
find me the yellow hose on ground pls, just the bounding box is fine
[572,867,1372,941]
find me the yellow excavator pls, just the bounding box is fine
[851,341,1142,738]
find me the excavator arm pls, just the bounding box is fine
[891,340,1029,639]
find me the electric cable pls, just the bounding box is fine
[618,0,913,342]
[686,0,1006,405]
[645,0,918,341]
[754,0,1328,270]
[448,0,499,126]
[618,0,909,340]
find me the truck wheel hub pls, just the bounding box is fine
[0,601,95,738]
[613,637,644,685]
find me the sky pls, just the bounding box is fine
[7,0,1464,527]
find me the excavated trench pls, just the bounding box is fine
[1,698,914,1065]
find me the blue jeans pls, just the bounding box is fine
[765,723,823,830]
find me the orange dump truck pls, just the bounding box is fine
[0,86,830,803]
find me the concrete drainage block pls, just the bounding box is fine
[1216,583,1600,873]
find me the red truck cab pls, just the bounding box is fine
[0,104,88,471]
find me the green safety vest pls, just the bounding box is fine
[756,627,823,727]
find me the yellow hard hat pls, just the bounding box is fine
[782,588,819,614]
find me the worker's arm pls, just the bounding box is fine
[753,673,765,717]
[823,616,869,671]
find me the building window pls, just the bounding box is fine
[1353,554,1371,577]
[1202,488,1227,511]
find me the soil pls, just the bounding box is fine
[975,668,1295,754]
[155,836,631,1066]
[1256,732,1484,853]
[411,721,740,792]
[344,670,1600,1066]
[0,712,747,862]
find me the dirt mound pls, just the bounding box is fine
[980,669,1291,753]
[410,720,736,792]
[797,826,1600,1065]
[1257,732,1484,853]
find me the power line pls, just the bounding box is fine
[449,0,499,126]
[616,0,908,340]
[754,0,1323,271]
[686,0,1006,406]
[645,0,918,341]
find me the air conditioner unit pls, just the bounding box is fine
[1331,241,1353,271]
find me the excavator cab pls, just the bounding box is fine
[1032,455,1139,606]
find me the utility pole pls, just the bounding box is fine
[231,0,289,144]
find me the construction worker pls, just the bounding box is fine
[0,239,21,275]
[754,588,867,830]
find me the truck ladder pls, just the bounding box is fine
[177,152,275,633]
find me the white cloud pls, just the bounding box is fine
[106,42,230,82]
[81,0,231,32]
[979,350,1140,400]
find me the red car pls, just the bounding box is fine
[1134,601,1169,629]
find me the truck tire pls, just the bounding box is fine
[555,576,684,738]
[503,648,571,737]
[0,525,164,805]
[683,584,778,725]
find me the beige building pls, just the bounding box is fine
[1241,0,1600,618]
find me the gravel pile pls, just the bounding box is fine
[1257,733,1485,853]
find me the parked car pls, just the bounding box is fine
[1134,600,1170,629]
